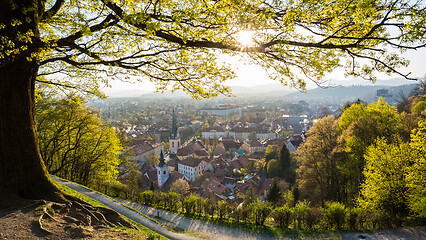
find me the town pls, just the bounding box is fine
[91,86,401,204]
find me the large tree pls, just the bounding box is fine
[339,99,402,202]
[1,0,426,201]
[295,116,346,206]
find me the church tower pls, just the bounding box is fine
[169,110,181,157]
[157,150,169,188]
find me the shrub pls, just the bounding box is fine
[325,201,346,229]
[346,207,360,230]
[306,207,323,229]
[272,205,292,228]
[217,201,229,219]
[140,190,154,206]
[183,194,198,215]
[252,201,272,225]
[292,201,310,229]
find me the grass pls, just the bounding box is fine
[53,180,106,207]
[51,178,169,240]
[153,209,343,239]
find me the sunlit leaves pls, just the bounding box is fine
[22,0,426,97]
[406,120,426,217]
[36,94,121,185]
[358,138,410,218]
[359,120,426,218]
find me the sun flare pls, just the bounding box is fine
[236,30,255,47]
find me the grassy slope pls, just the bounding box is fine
[52,179,169,240]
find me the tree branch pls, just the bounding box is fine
[42,0,66,21]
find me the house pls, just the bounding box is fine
[201,125,229,139]
[178,156,208,181]
[222,177,237,191]
[213,143,227,155]
[240,139,264,154]
[258,178,274,201]
[207,179,227,195]
[128,140,162,164]
[218,137,241,151]
[176,141,209,159]
[160,171,190,192]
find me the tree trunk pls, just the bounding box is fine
[0,0,59,201]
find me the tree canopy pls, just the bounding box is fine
[3,0,426,97]
[1,0,426,200]
[295,116,345,206]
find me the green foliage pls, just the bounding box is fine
[411,95,426,116]
[183,194,199,215]
[267,159,280,178]
[272,205,292,228]
[339,99,401,202]
[244,187,257,205]
[292,201,311,229]
[358,138,410,225]
[145,152,160,167]
[140,190,155,206]
[295,116,345,205]
[266,179,281,204]
[4,0,423,98]
[252,201,272,225]
[36,94,121,186]
[264,145,278,161]
[216,201,229,219]
[406,120,426,218]
[278,143,293,182]
[324,201,346,230]
[170,179,190,194]
[345,207,360,230]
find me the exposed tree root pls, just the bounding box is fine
[33,193,136,235]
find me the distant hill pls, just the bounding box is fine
[103,77,421,103]
[283,85,387,102]
[281,83,419,103]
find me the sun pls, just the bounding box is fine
[236,30,255,47]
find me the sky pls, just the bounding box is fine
[102,47,426,98]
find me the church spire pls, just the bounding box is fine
[158,149,166,167]
[170,109,178,139]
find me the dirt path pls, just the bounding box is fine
[51,176,201,240]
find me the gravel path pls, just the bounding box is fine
[51,176,201,240]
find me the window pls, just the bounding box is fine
[164,170,166,175]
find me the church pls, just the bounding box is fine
[155,110,189,191]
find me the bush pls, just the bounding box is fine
[272,206,292,228]
[252,201,272,225]
[306,207,323,229]
[139,190,154,206]
[292,201,310,229]
[324,201,346,230]
[217,201,229,219]
[346,207,360,230]
[166,192,180,211]
[183,194,199,215]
